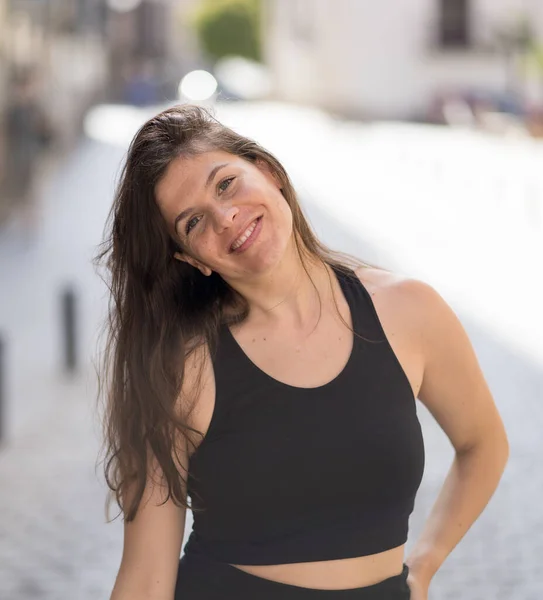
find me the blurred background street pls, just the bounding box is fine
[1,1,542,599]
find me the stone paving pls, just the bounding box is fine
[0,376,123,599]
[0,102,542,599]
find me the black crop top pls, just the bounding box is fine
[184,266,425,565]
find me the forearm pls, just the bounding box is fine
[406,439,509,583]
[111,583,173,600]
[110,582,173,600]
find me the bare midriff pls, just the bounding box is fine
[230,544,405,590]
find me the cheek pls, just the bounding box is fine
[183,230,210,263]
[274,193,293,232]
[261,197,293,255]
[194,235,215,261]
[193,229,227,268]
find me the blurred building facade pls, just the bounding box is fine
[2,0,109,146]
[0,0,109,220]
[105,0,203,104]
[264,0,543,120]
[0,0,8,204]
[0,0,204,222]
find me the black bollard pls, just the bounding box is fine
[0,335,4,444]
[61,287,77,374]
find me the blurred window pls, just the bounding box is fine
[439,0,470,49]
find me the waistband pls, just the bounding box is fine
[176,553,411,599]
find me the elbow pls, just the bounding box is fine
[502,428,511,462]
[456,425,510,473]
[494,421,510,469]
[491,433,510,483]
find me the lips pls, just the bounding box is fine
[229,216,262,253]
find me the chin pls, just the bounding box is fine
[254,242,291,274]
[223,234,292,279]
[226,252,278,280]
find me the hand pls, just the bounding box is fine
[406,570,429,600]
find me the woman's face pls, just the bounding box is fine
[155,150,293,280]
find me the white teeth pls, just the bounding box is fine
[231,219,258,250]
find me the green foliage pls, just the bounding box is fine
[531,45,543,72]
[191,0,262,63]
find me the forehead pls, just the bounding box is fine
[155,150,239,219]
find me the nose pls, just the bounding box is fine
[211,204,239,233]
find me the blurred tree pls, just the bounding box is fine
[191,0,261,63]
[532,46,543,74]
[493,15,536,98]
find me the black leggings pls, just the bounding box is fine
[175,553,411,599]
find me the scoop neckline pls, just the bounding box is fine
[223,266,358,392]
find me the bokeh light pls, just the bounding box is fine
[178,70,218,102]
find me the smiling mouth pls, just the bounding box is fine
[230,217,262,252]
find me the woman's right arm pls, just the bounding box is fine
[109,343,213,600]
[109,442,188,600]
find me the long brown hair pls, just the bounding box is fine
[95,104,379,523]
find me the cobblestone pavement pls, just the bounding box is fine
[0,102,542,599]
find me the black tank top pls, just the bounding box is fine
[184,265,425,564]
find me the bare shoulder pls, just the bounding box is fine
[352,265,464,401]
[358,265,463,343]
[354,270,508,459]
[352,266,441,398]
[355,264,424,290]
[353,265,439,324]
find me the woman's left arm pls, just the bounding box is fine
[402,279,509,596]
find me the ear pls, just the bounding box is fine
[173,251,212,276]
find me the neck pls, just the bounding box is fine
[226,242,332,329]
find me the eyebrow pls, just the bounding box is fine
[173,163,230,232]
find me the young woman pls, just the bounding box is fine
[99,104,509,600]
